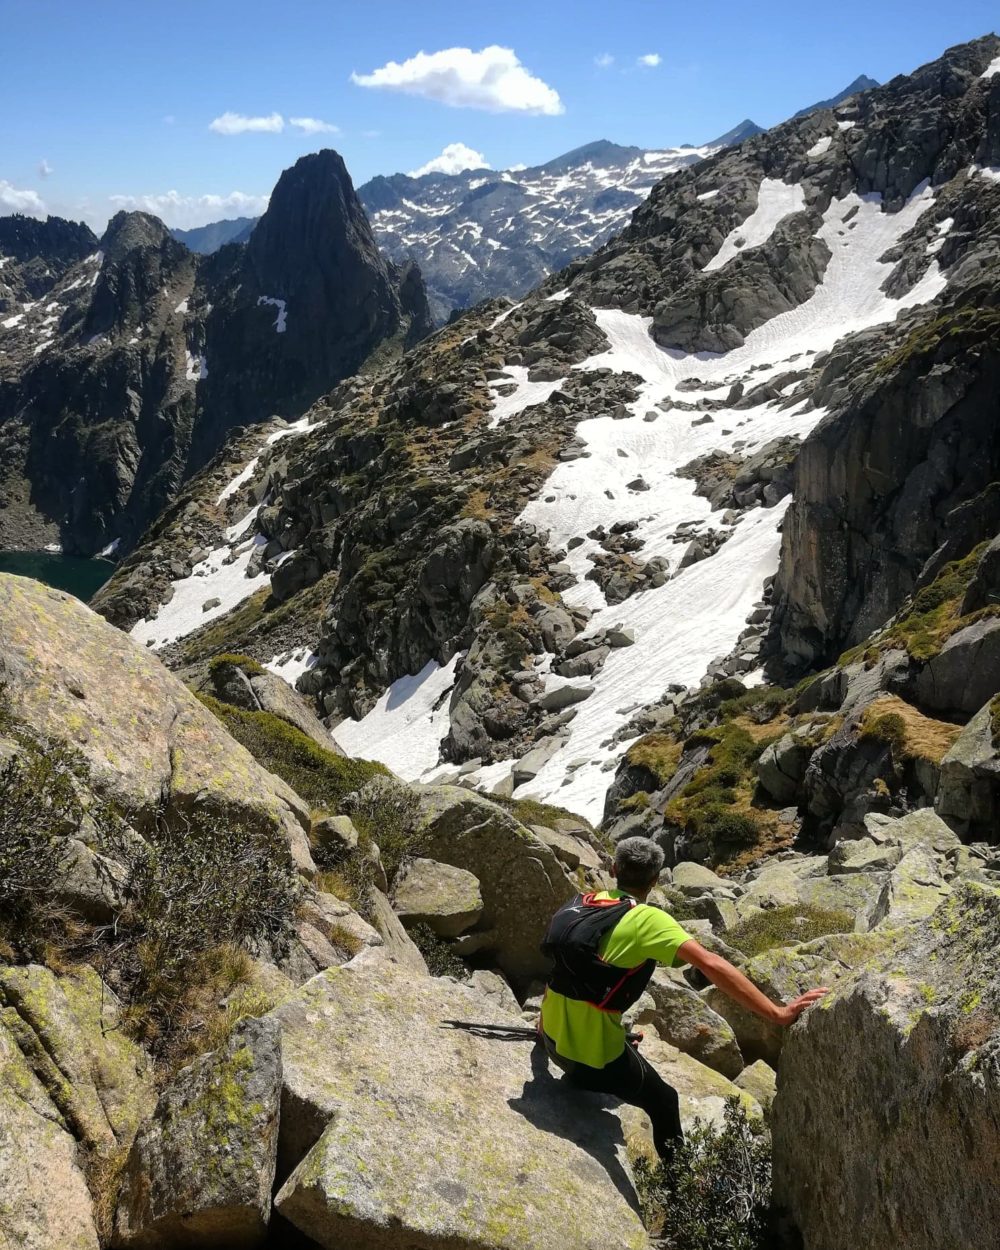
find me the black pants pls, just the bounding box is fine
[543,1034,684,1161]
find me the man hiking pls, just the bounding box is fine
[539,836,828,1161]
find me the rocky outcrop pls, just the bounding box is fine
[0,573,314,869]
[114,1017,281,1248]
[772,883,1000,1250]
[271,954,650,1250]
[0,150,431,555]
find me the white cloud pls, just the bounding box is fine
[351,45,564,115]
[506,163,527,172]
[209,111,284,135]
[107,190,270,230]
[594,53,615,69]
[638,53,661,67]
[290,116,339,134]
[38,159,53,179]
[409,142,491,177]
[0,181,46,216]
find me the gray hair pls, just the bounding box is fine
[614,837,665,890]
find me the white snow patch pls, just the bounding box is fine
[216,458,260,505]
[806,136,833,158]
[703,178,807,271]
[130,536,269,650]
[697,189,720,201]
[332,655,461,778]
[44,543,62,554]
[1,314,23,329]
[546,288,572,301]
[265,647,317,687]
[174,298,189,314]
[488,366,566,429]
[257,296,288,333]
[837,120,856,131]
[489,301,522,329]
[926,217,954,255]
[971,164,1000,183]
[185,351,208,380]
[98,538,121,558]
[981,54,1000,79]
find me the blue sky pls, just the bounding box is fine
[2,0,997,230]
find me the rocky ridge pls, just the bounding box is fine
[95,36,1000,831]
[0,150,431,555]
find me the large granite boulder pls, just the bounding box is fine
[413,787,579,981]
[772,883,1000,1250]
[272,953,649,1250]
[634,970,744,1078]
[392,857,484,937]
[936,700,1000,839]
[0,575,315,871]
[114,1016,282,1248]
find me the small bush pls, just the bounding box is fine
[700,807,762,846]
[859,711,907,755]
[725,904,854,958]
[208,652,265,676]
[634,1098,772,1250]
[407,922,469,979]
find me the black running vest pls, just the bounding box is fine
[541,893,657,1013]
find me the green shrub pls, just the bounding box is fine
[634,1098,772,1250]
[208,652,265,676]
[700,807,762,846]
[407,923,469,979]
[858,711,907,755]
[198,694,389,809]
[725,904,854,958]
[100,808,298,1060]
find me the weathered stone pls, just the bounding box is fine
[393,857,484,938]
[634,970,744,1078]
[114,1016,282,1248]
[511,736,564,785]
[534,682,594,712]
[869,845,951,928]
[734,1059,777,1114]
[368,889,429,974]
[529,824,603,872]
[756,733,814,804]
[671,861,730,896]
[913,617,1000,716]
[0,575,315,873]
[0,1015,101,1250]
[772,883,1000,1250]
[827,835,903,875]
[272,956,649,1250]
[468,969,521,1016]
[310,813,359,862]
[936,700,1000,839]
[414,787,578,981]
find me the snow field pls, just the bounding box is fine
[806,136,833,158]
[257,296,288,333]
[488,365,567,428]
[703,178,807,271]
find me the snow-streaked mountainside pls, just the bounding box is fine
[357,141,713,323]
[93,34,1000,831]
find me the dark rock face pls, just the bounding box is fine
[0,214,98,304]
[0,150,431,555]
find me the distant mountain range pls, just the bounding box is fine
[154,74,880,322]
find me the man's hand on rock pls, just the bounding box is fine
[775,987,829,1026]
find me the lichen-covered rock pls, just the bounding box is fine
[0,1015,101,1250]
[734,1059,777,1115]
[634,970,744,1078]
[869,845,951,927]
[413,786,578,981]
[0,574,315,872]
[772,883,1000,1250]
[272,954,649,1250]
[935,700,1000,839]
[0,964,154,1153]
[114,1016,281,1249]
[392,857,484,938]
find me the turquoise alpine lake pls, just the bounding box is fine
[0,551,114,602]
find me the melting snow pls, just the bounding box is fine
[185,351,208,380]
[806,136,833,158]
[488,366,567,429]
[174,298,189,314]
[697,189,721,201]
[98,538,121,558]
[216,457,261,505]
[266,647,318,687]
[1,314,23,329]
[971,164,1000,183]
[332,656,461,776]
[703,178,807,271]
[257,296,288,333]
[981,55,1000,79]
[926,217,954,255]
[837,120,856,131]
[130,535,269,650]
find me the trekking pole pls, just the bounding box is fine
[441,1019,644,1045]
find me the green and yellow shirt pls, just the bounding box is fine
[541,890,692,1069]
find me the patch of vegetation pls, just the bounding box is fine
[650,886,702,923]
[407,922,469,979]
[839,543,992,666]
[991,694,1000,749]
[198,694,389,809]
[664,722,780,859]
[483,600,534,669]
[208,652,265,677]
[633,1098,773,1250]
[719,685,791,724]
[725,904,854,958]
[625,733,683,788]
[872,304,1000,378]
[495,794,596,836]
[859,696,961,765]
[99,808,298,1063]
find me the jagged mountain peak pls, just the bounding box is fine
[705,118,763,148]
[100,209,174,255]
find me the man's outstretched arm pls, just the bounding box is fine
[676,939,828,1027]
